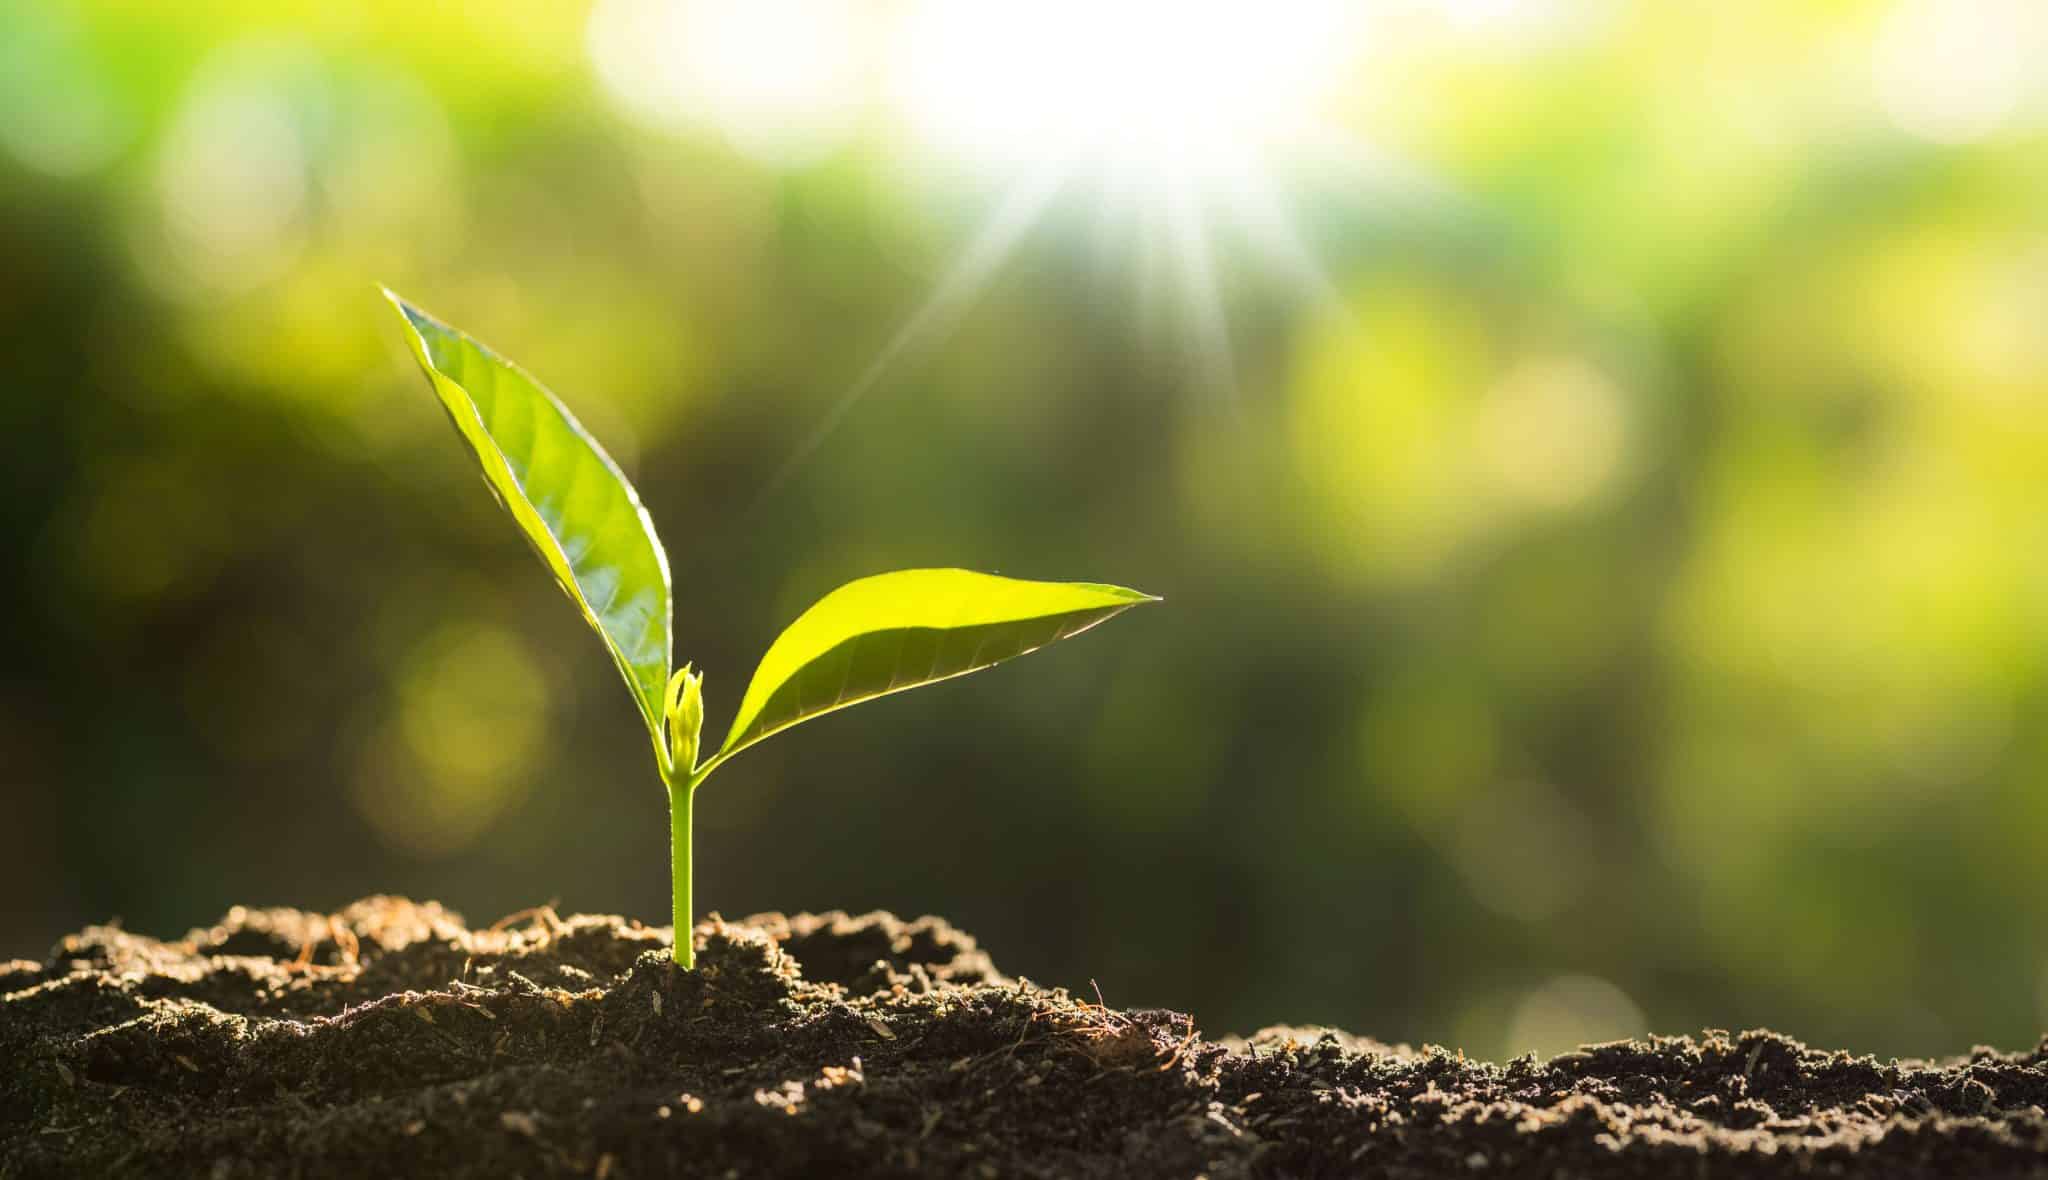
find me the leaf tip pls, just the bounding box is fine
[378,287,446,342]
[1100,583,1161,606]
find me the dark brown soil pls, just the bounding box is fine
[4,899,2046,1178]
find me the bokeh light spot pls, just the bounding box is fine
[148,44,316,295]
[587,0,865,165]
[1873,0,2046,144]
[1503,975,1645,1059]
[0,7,125,176]
[397,623,551,789]
[1473,355,1629,513]
[349,624,551,859]
[1288,282,1491,584]
[1448,780,1595,923]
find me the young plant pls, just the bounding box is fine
[384,289,1155,967]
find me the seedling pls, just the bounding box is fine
[384,290,1155,967]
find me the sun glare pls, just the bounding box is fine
[893,0,1358,179]
[864,0,1369,414]
[592,0,1381,486]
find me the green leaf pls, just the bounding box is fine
[707,569,1155,773]
[384,289,674,768]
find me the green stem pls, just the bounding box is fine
[668,776,695,968]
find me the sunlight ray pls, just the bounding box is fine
[748,161,1070,511]
[1161,171,1240,406]
[1298,123,1478,227]
[1213,151,1346,312]
[1130,197,1169,350]
[1090,165,1140,294]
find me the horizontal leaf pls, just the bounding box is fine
[385,290,674,766]
[709,569,1155,770]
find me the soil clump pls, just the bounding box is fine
[4,898,2045,1177]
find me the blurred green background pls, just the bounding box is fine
[5,0,2046,1063]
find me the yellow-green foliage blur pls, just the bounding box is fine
[3,0,2045,1062]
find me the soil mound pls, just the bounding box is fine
[4,898,2045,1177]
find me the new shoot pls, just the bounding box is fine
[384,290,1155,967]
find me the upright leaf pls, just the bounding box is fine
[385,290,674,765]
[707,569,1155,772]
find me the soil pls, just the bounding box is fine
[4,899,2046,1178]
